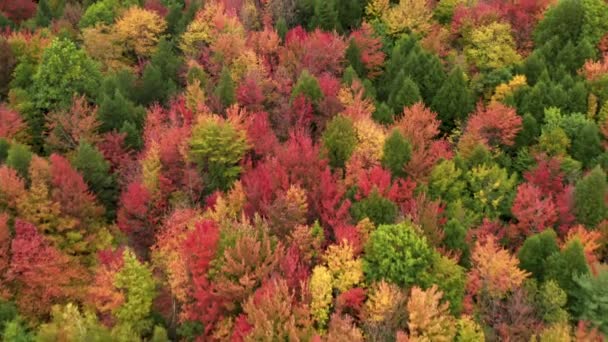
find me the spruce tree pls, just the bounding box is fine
[381,130,411,179]
[430,67,474,132]
[574,166,608,227]
[215,67,235,111]
[388,72,421,113]
[322,115,357,169]
[310,0,340,32]
[517,229,560,281]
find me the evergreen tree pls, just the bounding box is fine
[570,122,602,169]
[387,72,421,113]
[310,0,340,32]
[381,130,411,179]
[35,0,53,27]
[546,239,589,303]
[215,67,235,111]
[322,115,357,169]
[0,139,9,164]
[71,142,119,219]
[345,40,365,78]
[98,89,145,134]
[373,102,394,125]
[276,17,288,41]
[574,166,608,227]
[431,67,474,132]
[351,191,398,226]
[5,143,32,180]
[291,70,323,103]
[517,229,560,281]
[515,113,540,148]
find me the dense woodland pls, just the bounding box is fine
[2,0,608,340]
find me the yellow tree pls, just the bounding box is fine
[383,0,432,37]
[114,7,166,58]
[464,22,522,70]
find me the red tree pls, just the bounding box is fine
[510,183,558,243]
[0,105,25,140]
[0,0,36,23]
[466,102,522,148]
[349,22,385,79]
[6,220,87,320]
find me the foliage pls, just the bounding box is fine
[322,115,357,169]
[364,222,434,288]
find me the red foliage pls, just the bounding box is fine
[182,220,223,335]
[317,168,351,231]
[242,158,289,217]
[7,220,86,320]
[0,105,25,139]
[231,314,253,342]
[349,22,385,79]
[395,103,453,181]
[97,132,133,176]
[0,213,9,298]
[117,182,161,256]
[144,0,168,17]
[466,102,522,148]
[355,165,417,214]
[281,27,346,78]
[336,287,366,318]
[237,75,266,112]
[510,183,558,243]
[0,165,26,210]
[280,244,310,295]
[333,224,362,254]
[245,111,278,157]
[49,154,103,222]
[0,0,36,23]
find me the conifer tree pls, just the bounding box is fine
[381,130,411,179]
[215,67,236,111]
[322,115,357,169]
[5,143,32,179]
[387,72,421,113]
[431,67,474,132]
[574,166,608,227]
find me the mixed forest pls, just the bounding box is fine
[2,0,608,340]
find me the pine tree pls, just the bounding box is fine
[5,143,32,180]
[310,0,340,32]
[215,67,235,111]
[35,0,53,27]
[574,166,608,227]
[517,229,560,281]
[431,67,474,132]
[387,72,421,113]
[322,115,358,169]
[381,130,411,179]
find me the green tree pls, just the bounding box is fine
[215,67,235,111]
[35,0,53,27]
[364,221,435,288]
[466,163,517,219]
[381,130,411,179]
[97,89,145,138]
[71,142,118,219]
[387,72,421,113]
[424,254,466,315]
[79,0,117,28]
[431,67,474,132]
[322,115,357,169]
[189,116,249,192]
[517,229,560,282]
[291,69,323,103]
[32,38,102,111]
[5,143,32,180]
[2,318,32,342]
[537,280,569,324]
[114,250,156,336]
[35,303,112,341]
[310,0,340,32]
[351,190,398,226]
[545,239,589,302]
[571,270,608,334]
[574,166,608,227]
[570,122,602,169]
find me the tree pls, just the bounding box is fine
[387,73,421,113]
[78,0,117,28]
[431,67,474,132]
[6,220,86,321]
[517,229,560,281]
[5,143,32,180]
[0,39,16,99]
[35,303,111,341]
[572,270,608,334]
[32,38,102,112]
[546,239,589,302]
[71,142,119,219]
[351,190,398,226]
[189,114,249,192]
[465,102,522,148]
[464,22,521,70]
[215,67,235,111]
[322,115,357,169]
[0,106,25,141]
[466,163,518,219]
[34,0,53,27]
[114,6,167,59]
[510,183,558,242]
[310,0,340,32]
[113,249,156,335]
[574,166,608,227]
[0,0,36,23]
[406,285,457,341]
[381,130,411,179]
[363,221,434,287]
[292,70,323,103]
[45,95,101,154]
[383,0,432,37]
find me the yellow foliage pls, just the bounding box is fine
[471,235,530,298]
[456,315,485,341]
[82,25,128,71]
[310,266,333,327]
[185,79,206,113]
[464,22,521,70]
[114,7,167,58]
[383,0,432,37]
[491,75,527,104]
[141,143,161,193]
[206,181,247,225]
[353,118,386,164]
[230,49,265,81]
[365,0,390,19]
[407,285,456,342]
[363,281,406,323]
[539,323,572,342]
[324,243,364,293]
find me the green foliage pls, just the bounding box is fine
[79,0,118,28]
[322,115,357,169]
[574,166,608,227]
[424,254,466,315]
[545,239,589,302]
[346,39,365,77]
[571,270,608,334]
[5,143,32,179]
[136,39,181,106]
[97,87,145,137]
[0,301,17,334]
[35,0,53,27]
[35,303,112,341]
[189,117,249,192]
[71,142,118,219]
[32,38,101,111]
[466,163,517,219]
[373,102,394,124]
[0,139,10,164]
[310,0,340,32]
[537,280,569,324]
[364,221,435,288]
[428,160,466,203]
[442,218,470,266]
[518,229,560,282]
[350,190,398,226]
[381,130,411,179]
[2,318,32,342]
[215,67,235,110]
[431,67,474,132]
[291,69,323,103]
[570,122,602,169]
[114,250,156,335]
[464,22,521,70]
[387,72,421,113]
